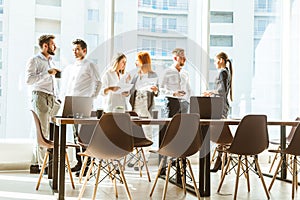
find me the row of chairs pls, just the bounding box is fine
[31,110,202,200]
[210,115,300,200]
[32,109,300,200]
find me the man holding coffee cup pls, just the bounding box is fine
[61,39,101,175]
[26,34,61,174]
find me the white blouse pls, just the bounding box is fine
[100,70,130,112]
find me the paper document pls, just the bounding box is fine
[113,83,133,94]
[137,78,158,91]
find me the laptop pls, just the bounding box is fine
[60,96,93,118]
[189,96,224,119]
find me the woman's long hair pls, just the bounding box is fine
[137,51,153,73]
[110,53,126,75]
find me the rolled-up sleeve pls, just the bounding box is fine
[26,57,49,85]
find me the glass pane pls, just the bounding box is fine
[210,11,233,23]
[210,35,233,47]
[88,9,99,22]
[36,0,61,7]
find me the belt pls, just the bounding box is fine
[32,90,54,97]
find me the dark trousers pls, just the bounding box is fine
[167,97,189,117]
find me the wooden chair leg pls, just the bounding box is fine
[92,160,102,200]
[150,158,164,197]
[113,168,118,198]
[162,159,172,200]
[78,159,95,199]
[65,153,75,189]
[117,161,132,200]
[106,159,114,182]
[233,155,242,200]
[245,156,250,192]
[79,156,89,183]
[295,157,298,191]
[254,157,270,199]
[217,156,232,192]
[141,148,151,182]
[123,155,127,171]
[292,156,296,199]
[179,158,186,194]
[268,157,283,191]
[186,159,201,200]
[210,147,217,166]
[269,146,280,173]
[136,148,142,177]
[36,151,49,190]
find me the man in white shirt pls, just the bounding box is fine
[63,39,101,97]
[161,48,191,117]
[26,34,61,173]
[62,39,101,174]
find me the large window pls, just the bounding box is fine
[0,0,298,142]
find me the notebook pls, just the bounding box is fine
[60,96,93,118]
[189,96,224,119]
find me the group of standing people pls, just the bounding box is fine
[26,34,233,174]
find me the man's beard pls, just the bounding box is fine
[47,49,55,56]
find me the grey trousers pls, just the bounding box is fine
[31,91,60,166]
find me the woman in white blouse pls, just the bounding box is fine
[100,53,131,112]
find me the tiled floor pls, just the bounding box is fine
[0,160,299,200]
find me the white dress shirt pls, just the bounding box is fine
[62,59,101,97]
[160,64,191,102]
[100,69,130,112]
[26,53,57,95]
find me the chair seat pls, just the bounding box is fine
[269,138,291,145]
[134,138,153,147]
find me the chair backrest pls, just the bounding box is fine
[285,123,300,155]
[210,124,233,145]
[228,115,268,155]
[158,113,201,158]
[286,117,300,143]
[30,110,52,148]
[78,124,97,146]
[85,113,134,159]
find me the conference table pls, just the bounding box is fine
[50,116,299,199]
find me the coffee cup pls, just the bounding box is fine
[55,71,61,78]
[152,110,158,119]
[96,109,104,119]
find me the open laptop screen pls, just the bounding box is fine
[189,96,223,119]
[61,96,93,118]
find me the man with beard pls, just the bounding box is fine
[26,34,61,174]
[161,48,191,117]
